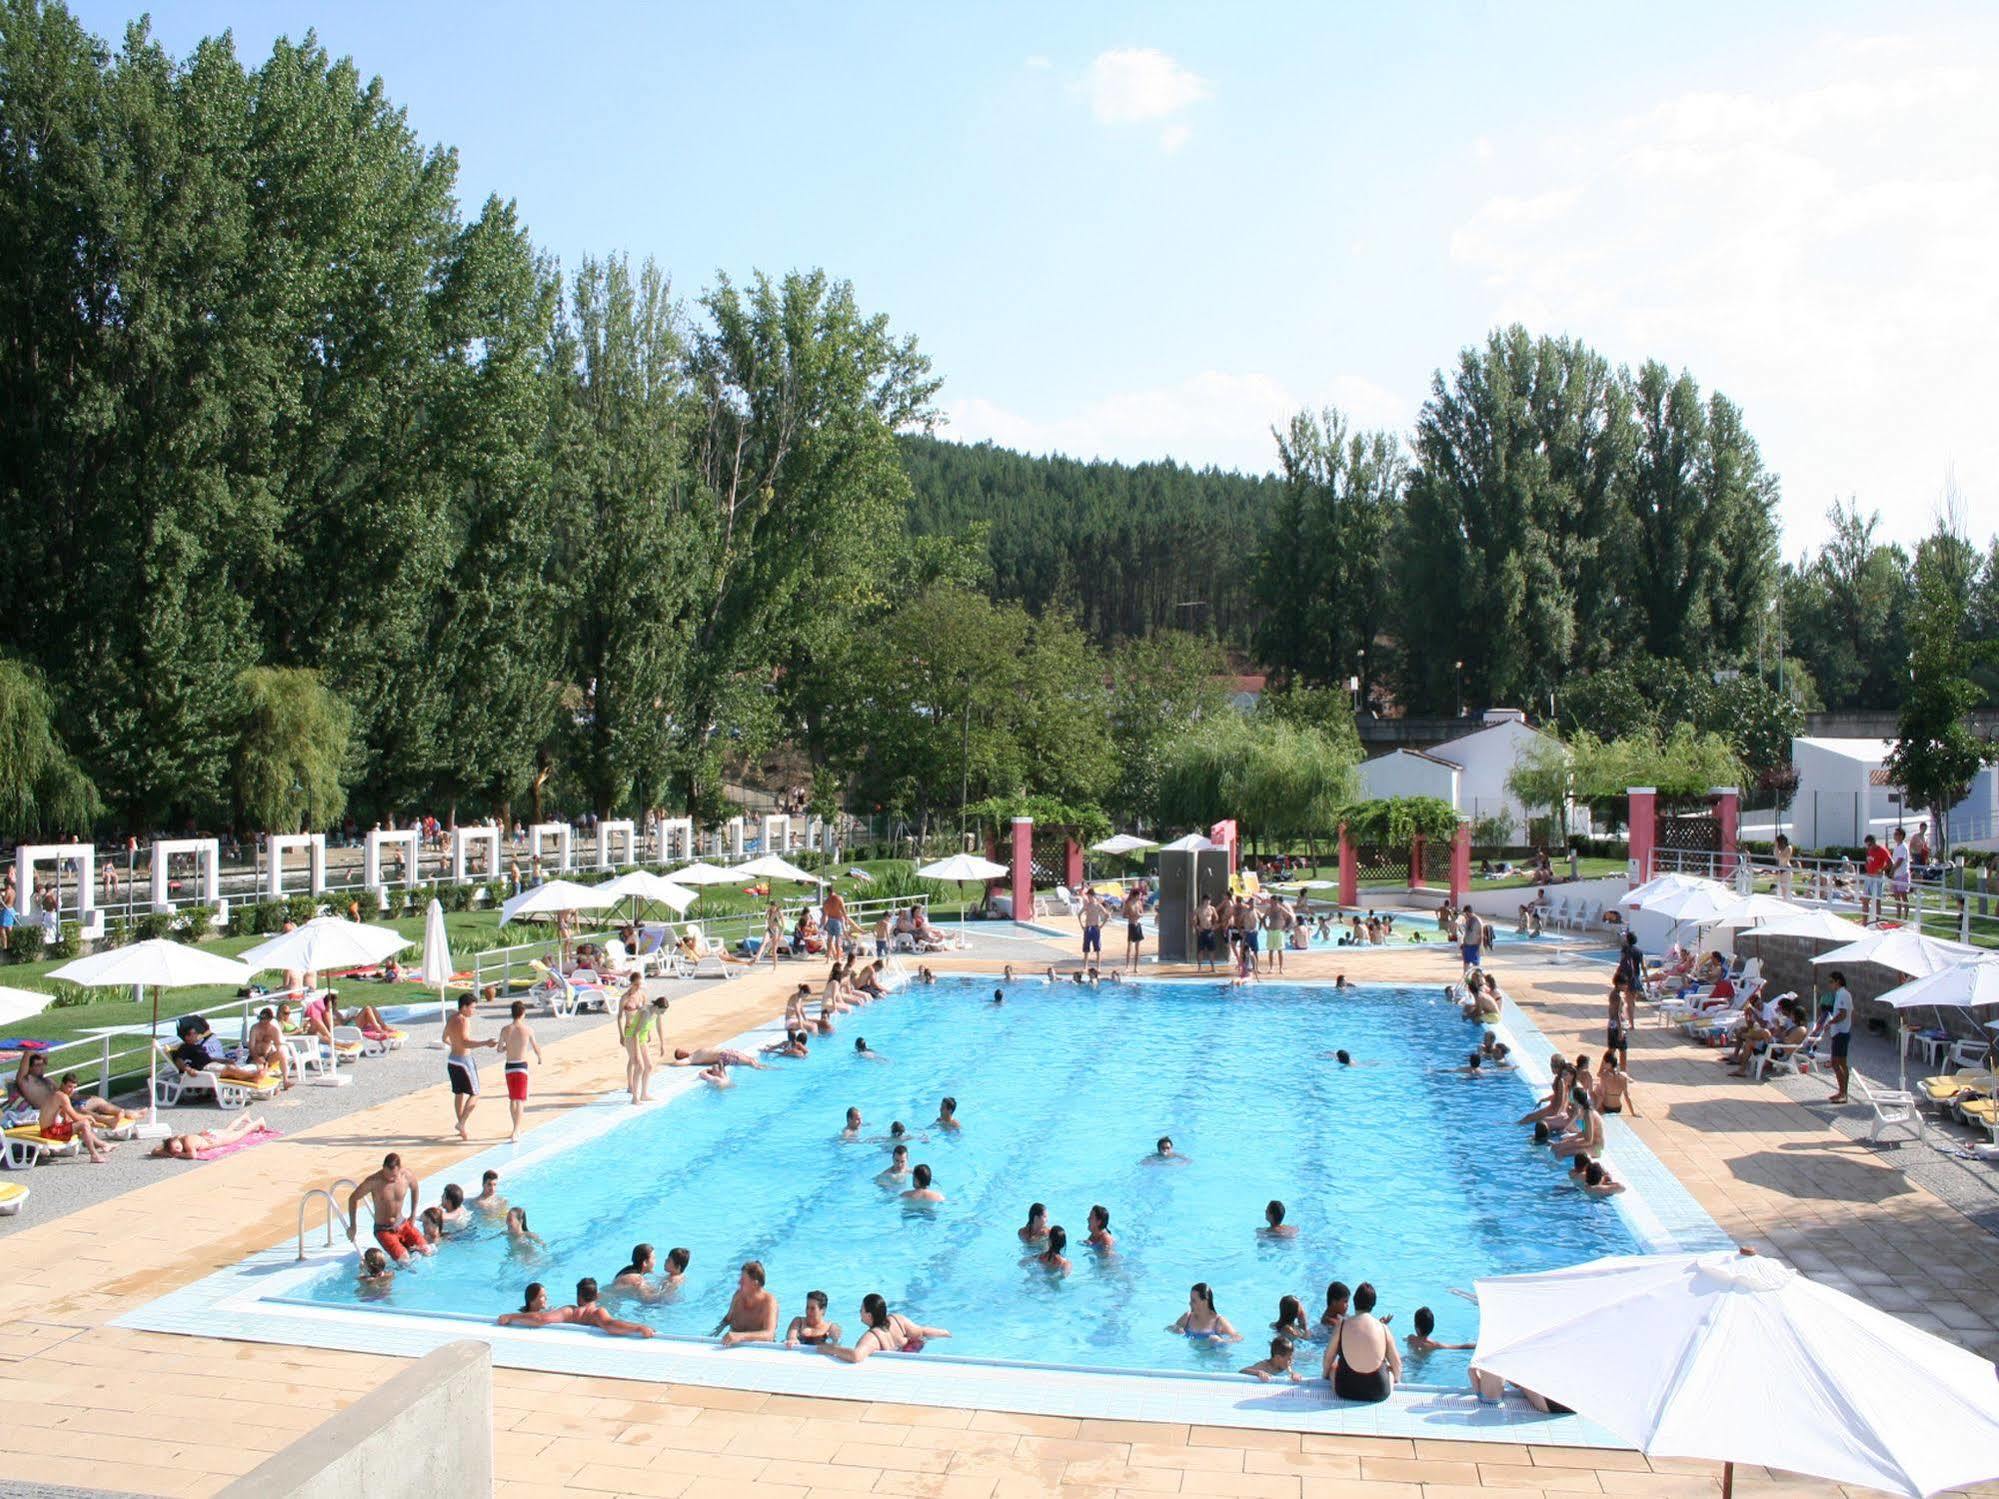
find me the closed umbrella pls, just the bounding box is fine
[421,897,453,1045]
[1469,1249,1999,1498]
[49,939,255,1137]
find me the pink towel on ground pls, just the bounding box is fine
[195,1124,282,1161]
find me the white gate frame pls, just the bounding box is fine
[652,816,693,864]
[364,829,421,890]
[265,833,327,899]
[596,818,636,870]
[149,838,218,913]
[16,843,95,921]
[724,817,745,858]
[452,825,501,884]
[760,814,790,854]
[529,822,573,875]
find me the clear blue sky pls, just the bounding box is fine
[73,1,1999,552]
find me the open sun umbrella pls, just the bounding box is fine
[916,853,1010,916]
[1469,1249,1999,1498]
[734,854,826,885]
[665,861,740,886]
[499,878,619,925]
[1699,892,1809,933]
[1156,833,1217,852]
[49,939,255,1137]
[1811,928,1979,979]
[1091,834,1157,856]
[1874,956,1999,1086]
[237,916,410,976]
[1737,907,1865,943]
[595,869,698,928]
[1623,872,1725,908]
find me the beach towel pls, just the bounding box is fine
[194,1123,283,1161]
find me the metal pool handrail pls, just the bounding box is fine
[297,1177,360,1260]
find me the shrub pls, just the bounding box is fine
[442,881,474,913]
[48,921,81,961]
[8,926,45,963]
[174,904,216,943]
[285,893,321,926]
[46,980,92,1009]
[134,911,175,942]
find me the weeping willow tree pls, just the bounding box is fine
[231,668,354,833]
[0,658,100,838]
[1510,724,1745,835]
[1154,715,1358,858]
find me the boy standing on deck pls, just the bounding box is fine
[498,1001,543,1143]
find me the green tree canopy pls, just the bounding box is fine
[230,668,353,834]
[0,658,100,839]
[1887,519,1993,848]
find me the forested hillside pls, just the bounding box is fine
[900,436,1279,648]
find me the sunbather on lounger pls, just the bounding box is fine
[13,1052,113,1162]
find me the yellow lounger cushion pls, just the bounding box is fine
[0,1181,28,1211]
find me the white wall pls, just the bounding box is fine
[1434,719,1565,838]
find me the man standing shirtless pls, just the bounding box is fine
[1080,889,1106,964]
[347,1152,431,1263]
[715,1260,780,1345]
[1121,885,1147,972]
[444,994,497,1140]
[498,1000,543,1143]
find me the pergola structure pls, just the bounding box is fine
[451,825,501,885]
[760,813,791,854]
[265,833,327,899]
[596,818,636,870]
[16,843,95,921]
[652,816,693,864]
[363,828,420,891]
[722,817,744,858]
[149,838,218,913]
[528,822,573,876]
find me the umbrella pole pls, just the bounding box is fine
[135,983,169,1141]
[1721,1461,1733,1499]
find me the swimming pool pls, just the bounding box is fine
[287,976,1646,1385]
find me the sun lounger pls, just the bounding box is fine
[152,1042,282,1109]
[3,1125,75,1168]
[1917,1064,1997,1109]
[0,1179,28,1213]
[684,928,742,980]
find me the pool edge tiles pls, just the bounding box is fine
[114,975,1728,1444]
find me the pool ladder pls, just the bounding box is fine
[296,1177,359,1260]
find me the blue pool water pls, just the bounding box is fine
[303,977,1642,1382]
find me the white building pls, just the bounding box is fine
[1778,737,1998,850]
[1354,748,1461,806]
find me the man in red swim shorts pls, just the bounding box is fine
[346,1151,433,1263]
[497,1001,543,1144]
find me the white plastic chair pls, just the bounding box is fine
[1858,1078,1922,1145]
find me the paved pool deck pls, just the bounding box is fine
[1,928,1995,1498]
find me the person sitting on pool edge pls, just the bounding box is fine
[498,1279,653,1338]
[819,1293,950,1363]
[715,1261,780,1346]
[1261,1200,1298,1238]
[784,1289,842,1348]
[1242,1335,1303,1383]
[901,1163,945,1203]
[1323,1280,1400,1402]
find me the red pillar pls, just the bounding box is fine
[1064,836,1085,893]
[1628,787,1658,884]
[1712,786,1740,880]
[1337,823,1358,908]
[1409,834,1427,890]
[1011,816,1034,921]
[1449,822,1472,907]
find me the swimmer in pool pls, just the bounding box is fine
[991,988,1004,1004]
[934,1096,960,1132]
[1035,1225,1071,1275]
[1242,1336,1303,1383]
[1272,1294,1312,1342]
[841,1106,863,1141]
[1261,1200,1299,1239]
[762,1030,809,1059]
[1143,1135,1189,1165]
[854,1037,887,1061]
[357,1247,395,1295]
[1168,1282,1241,1342]
[1457,1051,1487,1075]
[1319,1280,1350,1335]
[504,1206,545,1252]
[1002,964,1016,982]
[901,1163,945,1203]
[1335,1050,1352,1065]
[877,1144,911,1185]
[699,1061,732,1088]
[784,1289,843,1348]
[1405,1305,1473,1353]
[819,1293,949,1363]
[1582,1159,1625,1196]
[610,1244,675,1302]
[1018,1202,1050,1243]
[1086,1203,1115,1252]
[671,1047,769,1069]
[472,1170,507,1216]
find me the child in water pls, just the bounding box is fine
[1241,1336,1303,1383]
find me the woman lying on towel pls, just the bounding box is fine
[148,1113,273,1160]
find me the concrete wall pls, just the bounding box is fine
[219,1340,492,1499]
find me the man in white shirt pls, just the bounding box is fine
[1811,969,1855,1105]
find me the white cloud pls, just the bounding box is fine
[1446,29,1999,549]
[1024,54,1051,70]
[1081,46,1209,149]
[944,370,1411,475]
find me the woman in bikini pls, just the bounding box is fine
[784,1289,843,1348]
[147,1113,269,1160]
[618,982,655,1104]
[1168,1283,1242,1342]
[1324,1281,1400,1402]
[820,1293,949,1363]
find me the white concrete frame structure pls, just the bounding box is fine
[529,822,573,875]
[265,834,327,899]
[652,816,693,864]
[760,814,791,854]
[596,818,636,870]
[149,838,218,913]
[452,826,501,885]
[724,817,745,857]
[364,829,420,890]
[808,816,824,853]
[16,843,94,920]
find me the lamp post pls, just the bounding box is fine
[1454,660,1464,720]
